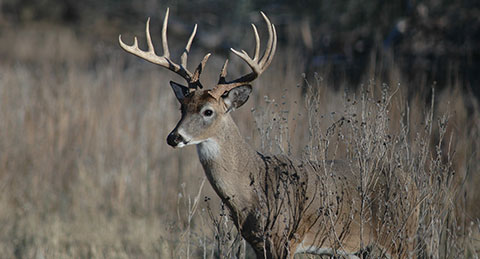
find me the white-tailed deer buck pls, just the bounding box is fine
[119,9,419,259]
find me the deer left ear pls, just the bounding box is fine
[222,85,252,113]
[170,81,190,102]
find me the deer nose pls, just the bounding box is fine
[167,131,185,147]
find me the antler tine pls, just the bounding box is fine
[161,8,171,59]
[145,18,155,54]
[209,12,277,99]
[259,12,274,67]
[191,53,211,86]
[181,24,197,69]
[218,59,229,84]
[251,24,260,61]
[119,8,209,89]
[263,24,277,70]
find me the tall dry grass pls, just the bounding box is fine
[0,23,478,258]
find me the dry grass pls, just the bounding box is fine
[0,23,479,258]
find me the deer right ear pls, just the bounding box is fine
[223,84,252,113]
[170,81,189,101]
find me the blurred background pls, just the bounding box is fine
[1,0,479,93]
[0,0,479,258]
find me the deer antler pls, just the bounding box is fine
[119,8,210,90]
[209,12,277,99]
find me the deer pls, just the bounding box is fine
[119,9,419,259]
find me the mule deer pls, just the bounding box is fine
[119,9,419,259]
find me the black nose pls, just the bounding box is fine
[167,132,185,147]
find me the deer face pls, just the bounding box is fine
[166,82,252,148]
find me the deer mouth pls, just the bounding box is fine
[175,142,187,148]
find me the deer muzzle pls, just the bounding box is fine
[166,131,186,147]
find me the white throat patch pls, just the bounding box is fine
[197,139,220,161]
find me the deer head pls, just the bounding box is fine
[119,9,276,148]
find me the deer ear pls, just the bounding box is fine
[222,85,252,113]
[170,81,189,101]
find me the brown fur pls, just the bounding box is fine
[177,90,419,259]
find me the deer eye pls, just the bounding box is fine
[203,109,213,117]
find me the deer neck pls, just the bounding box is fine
[196,115,262,215]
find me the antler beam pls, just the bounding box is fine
[119,8,210,89]
[209,12,277,99]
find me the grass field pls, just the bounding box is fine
[0,21,479,258]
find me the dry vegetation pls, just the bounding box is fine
[0,22,479,258]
